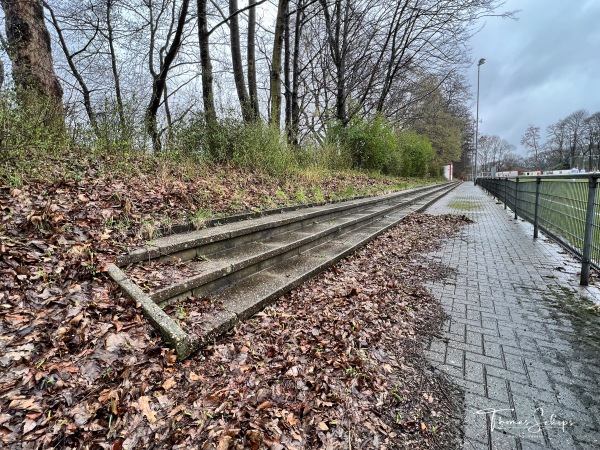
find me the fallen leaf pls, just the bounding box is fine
[216,435,232,450]
[22,418,37,434]
[257,400,273,411]
[137,396,157,423]
[162,377,176,391]
[112,438,124,450]
[8,397,42,412]
[317,421,329,431]
[105,333,128,353]
[286,412,298,426]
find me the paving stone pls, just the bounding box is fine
[503,353,527,375]
[445,347,465,369]
[507,381,558,406]
[482,340,503,359]
[454,377,487,398]
[424,183,600,449]
[466,330,484,348]
[465,351,506,370]
[423,349,445,365]
[447,339,485,355]
[486,374,511,403]
[464,359,485,384]
[523,365,552,391]
[570,425,600,448]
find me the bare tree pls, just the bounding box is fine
[520,124,541,168]
[563,109,589,161]
[585,112,600,159]
[270,0,289,127]
[247,0,259,119]
[0,30,6,89]
[287,0,307,143]
[42,1,99,132]
[145,0,191,151]
[197,0,216,129]
[478,134,514,173]
[229,0,253,121]
[106,0,126,130]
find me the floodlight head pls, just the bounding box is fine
[478,58,486,66]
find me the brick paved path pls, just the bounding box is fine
[424,183,600,450]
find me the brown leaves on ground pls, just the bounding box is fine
[0,165,467,449]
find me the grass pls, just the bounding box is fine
[447,199,482,211]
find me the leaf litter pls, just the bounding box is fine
[0,167,470,449]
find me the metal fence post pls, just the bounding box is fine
[504,178,507,209]
[514,178,519,220]
[581,175,598,285]
[533,177,541,239]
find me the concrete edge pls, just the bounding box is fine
[107,264,194,360]
[117,182,456,266]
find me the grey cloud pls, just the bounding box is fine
[467,0,600,154]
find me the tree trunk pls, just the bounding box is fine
[290,0,304,145]
[269,0,288,128]
[146,0,190,152]
[336,0,347,124]
[229,0,252,122]
[319,0,346,124]
[1,0,64,123]
[107,0,126,131]
[42,1,97,133]
[247,0,259,120]
[284,0,291,133]
[198,0,217,130]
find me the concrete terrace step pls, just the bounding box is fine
[108,182,459,358]
[116,184,447,266]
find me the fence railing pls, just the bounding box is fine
[478,174,599,285]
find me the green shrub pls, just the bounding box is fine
[0,89,69,184]
[91,97,142,155]
[299,141,353,171]
[396,130,434,177]
[327,114,398,173]
[173,116,298,177]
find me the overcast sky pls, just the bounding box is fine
[467,0,600,155]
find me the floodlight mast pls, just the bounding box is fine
[474,58,485,184]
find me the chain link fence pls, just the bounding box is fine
[478,174,600,285]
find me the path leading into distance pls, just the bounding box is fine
[424,183,600,450]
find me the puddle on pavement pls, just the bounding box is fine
[520,285,600,352]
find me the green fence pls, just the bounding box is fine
[478,175,600,285]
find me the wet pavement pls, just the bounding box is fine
[424,183,600,449]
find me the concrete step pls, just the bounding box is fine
[108,181,459,358]
[115,184,450,266]
[133,185,447,306]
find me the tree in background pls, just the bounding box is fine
[536,109,600,170]
[520,124,541,169]
[477,134,514,173]
[405,76,465,175]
